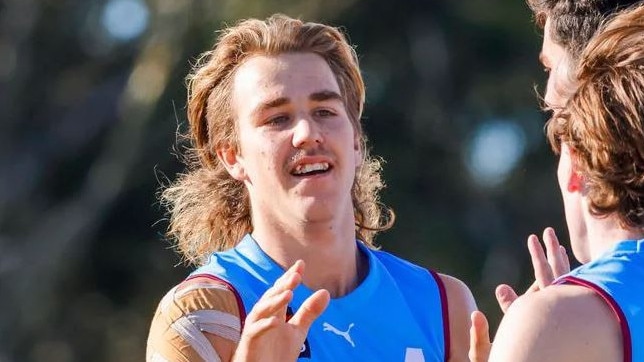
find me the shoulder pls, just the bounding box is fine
[437,273,475,306]
[436,274,477,329]
[146,276,243,361]
[437,274,477,362]
[490,284,622,362]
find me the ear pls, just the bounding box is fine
[216,145,247,181]
[353,133,363,167]
[561,144,583,193]
[567,168,583,193]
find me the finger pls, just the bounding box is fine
[469,311,491,362]
[273,260,305,294]
[241,315,282,339]
[560,245,570,273]
[288,289,330,332]
[527,234,554,289]
[543,227,566,278]
[259,260,304,303]
[495,284,519,314]
[526,280,540,293]
[246,289,293,323]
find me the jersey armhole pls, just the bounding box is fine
[186,274,247,331]
[428,269,450,362]
[560,275,631,362]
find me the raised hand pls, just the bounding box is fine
[495,227,570,313]
[233,260,330,362]
[469,311,491,362]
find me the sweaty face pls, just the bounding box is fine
[223,52,361,228]
[541,18,572,108]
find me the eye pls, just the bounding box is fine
[314,109,336,118]
[265,114,290,126]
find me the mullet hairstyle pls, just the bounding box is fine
[162,14,394,265]
[547,4,644,228]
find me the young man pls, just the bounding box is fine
[471,4,644,361]
[492,0,644,314]
[146,14,476,362]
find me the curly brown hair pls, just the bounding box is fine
[527,0,641,61]
[162,14,394,265]
[546,4,644,228]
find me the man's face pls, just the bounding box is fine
[541,18,571,108]
[223,52,361,227]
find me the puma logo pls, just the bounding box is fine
[322,322,355,347]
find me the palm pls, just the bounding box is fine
[233,261,330,362]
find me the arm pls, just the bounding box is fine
[438,274,477,362]
[146,276,243,362]
[489,285,622,362]
[147,260,329,362]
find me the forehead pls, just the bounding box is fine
[541,18,567,66]
[232,53,341,106]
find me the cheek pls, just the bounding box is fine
[545,74,562,108]
[556,158,566,192]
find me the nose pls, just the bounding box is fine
[292,116,322,148]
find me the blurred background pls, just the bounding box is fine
[0,0,571,360]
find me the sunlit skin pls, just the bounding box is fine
[218,52,364,297]
[469,12,644,362]
[540,18,571,109]
[556,144,589,263]
[217,52,477,362]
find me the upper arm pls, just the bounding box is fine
[439,273,477,362]
[146,276,243,362]
[489,286,622,362]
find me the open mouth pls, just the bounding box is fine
[291,162,331,176]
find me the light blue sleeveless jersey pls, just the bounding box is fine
[557,239,644,362]
[191,234,449,362]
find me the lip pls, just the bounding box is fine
[289,155,334,176]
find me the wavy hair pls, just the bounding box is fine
[546,4,644,228]
[162,14,394,265]
[526,0,641,61]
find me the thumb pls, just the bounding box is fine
[289,289,330,332]
[469,310,491,362]
[495,284,519,314]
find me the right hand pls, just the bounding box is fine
[495,227,570,313]
[232,260,330,362]
[469,311,491,362]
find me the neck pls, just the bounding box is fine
[251,214,368,298]
[585,213,644,261]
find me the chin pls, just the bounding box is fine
[570,243,591,264]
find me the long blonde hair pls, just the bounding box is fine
[162,14,394,265]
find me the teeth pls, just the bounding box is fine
[293,162,329,175]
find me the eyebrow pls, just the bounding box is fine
[251,90,343,117]
[251,97,289,118]
[309,90,343,103]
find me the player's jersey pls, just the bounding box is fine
[556,239,644,362]
[192,234,450,362]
